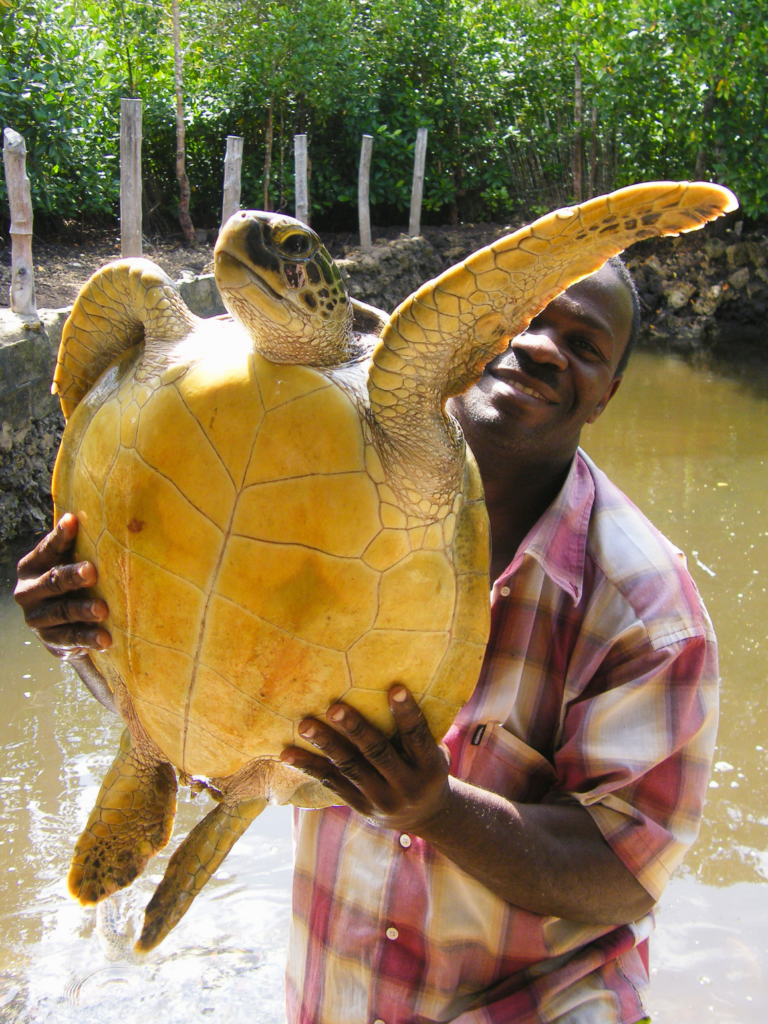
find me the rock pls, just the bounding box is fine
[643,255,664,276]
[0,309,59,430]
[177,274,226,318]
[726,243,749,270]
[728,267,750,291]
[745,241,767,268]
[662,280,696,310]
[337,235,443,312]
[704,238,726,260]
[692,284,725,316]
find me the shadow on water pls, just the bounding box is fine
[1,349,767,1021]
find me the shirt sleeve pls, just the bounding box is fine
[553,632,720,902]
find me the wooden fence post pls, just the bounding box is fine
[409,127,428,237]
[221,135,244,229]
[358,134,374,253]
[2,128,36,315]
[120,98,143,257]
[294,134,309,225]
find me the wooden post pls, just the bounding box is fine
[2,128,35,314]
[573,53,583,204]
[409,127,428,237]
[221,135,244,228]
[120,98,143,257]
[294,134,309,225]
[358,134,373,253]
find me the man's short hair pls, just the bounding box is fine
[606,255,641,377]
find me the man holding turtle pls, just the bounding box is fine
[15,257,718,1024]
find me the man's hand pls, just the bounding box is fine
[14,513,112,660]
[282,686,655,925]
[280,685,452,834]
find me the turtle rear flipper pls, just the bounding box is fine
[68,728,177,904]
[53,259,196,419]
[137,795,267,952]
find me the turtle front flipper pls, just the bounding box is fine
[368,181,737,500]
[53,259,196,420]
[136,795,267,952]
[68,728,177,904]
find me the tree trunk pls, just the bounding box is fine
[694,85,717,180]
[172,0,195,245]
[588,104,597,199]
[279,102,285,210]
[573,53,583,204]
[263,95,274,211]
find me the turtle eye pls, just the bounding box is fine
[280,233,312,257]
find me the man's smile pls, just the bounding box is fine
[489,364,560,405]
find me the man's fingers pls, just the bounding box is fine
[25,594,108,630]
[36,623,112,655]
[388,686,442,766]
[296,714,394,794]
[15,560,96,612]
[321,705,404,783]
[16,514,78,579]
[279,748,371,813]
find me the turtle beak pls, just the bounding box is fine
[215,212,288,299]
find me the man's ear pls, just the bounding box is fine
[586,375,623,424]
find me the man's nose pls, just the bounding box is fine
[514,328,568,371]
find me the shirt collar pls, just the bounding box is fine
[495,449,595,605]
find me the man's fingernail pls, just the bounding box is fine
[299,723,316,739]
[281,752,297,765]
[391,686,408,702]
[77,564,90,580]
[329,707,345,723]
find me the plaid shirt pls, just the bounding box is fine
[286,451,719,1024]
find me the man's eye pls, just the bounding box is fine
[570,335,598,356]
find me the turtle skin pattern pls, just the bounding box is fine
[51,181,737,950]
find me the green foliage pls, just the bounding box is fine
[2,0,767,231]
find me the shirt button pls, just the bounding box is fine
[386,926,399,940]
[500,585,511,597]
[374,1019,386,1024]
[399,833,412,848]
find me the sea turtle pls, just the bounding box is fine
[51,181,736,951]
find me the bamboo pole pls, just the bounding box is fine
[358,134,373,253]
[120,98,143,257]
[409,127,428,237]
[221,135,244,229]
[294,134,309,225]
[2,128,35,315]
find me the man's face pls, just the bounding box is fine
[448,262,633,467]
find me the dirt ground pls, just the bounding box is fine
[0,221,519,311]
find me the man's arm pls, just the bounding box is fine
[281,685,655,926]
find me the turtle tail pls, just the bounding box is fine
[53,258,197,420]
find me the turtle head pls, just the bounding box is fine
[214,211,356,365]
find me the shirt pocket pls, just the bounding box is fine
[462,722,558,804]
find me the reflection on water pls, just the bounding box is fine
[0,350,766,1021]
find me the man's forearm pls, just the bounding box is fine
[415,777,655,925]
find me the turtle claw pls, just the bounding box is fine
[136,796,267,952]
[68,728,177,905]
